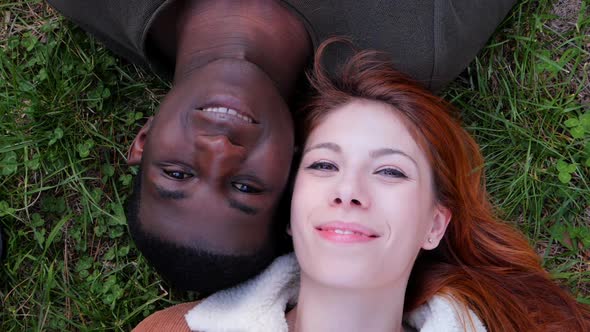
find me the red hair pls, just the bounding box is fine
[299,39,590,331]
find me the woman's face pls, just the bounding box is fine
[291,99,450,290]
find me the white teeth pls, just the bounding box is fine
[333,229,354,235]
[198,107,253,123]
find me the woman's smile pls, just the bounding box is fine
[315,222,380,243]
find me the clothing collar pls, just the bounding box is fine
[185,254,486,332]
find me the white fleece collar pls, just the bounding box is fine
[185,254,486,332]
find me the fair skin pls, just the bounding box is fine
[287,99,452,332]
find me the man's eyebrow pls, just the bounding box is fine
[155,186,188,200]
[370,148,418,167]
[228,198,259,216]
[303,142,341,154]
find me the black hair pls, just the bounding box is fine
[126,169,284,295]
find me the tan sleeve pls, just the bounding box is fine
[133,301,200,332]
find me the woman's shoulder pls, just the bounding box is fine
[132,301,201,332]
[404,295,486,332]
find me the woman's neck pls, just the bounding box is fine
[173,0,311,97]
[288,274,407,332]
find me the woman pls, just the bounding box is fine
[134,41,590,331]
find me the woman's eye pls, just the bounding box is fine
[163,170,193,180]
[232,182,262,194]
[307,161,338,171]
[375,168,407,178]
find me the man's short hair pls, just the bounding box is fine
[126,170,284,295]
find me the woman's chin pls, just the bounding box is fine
[301,260,380,290]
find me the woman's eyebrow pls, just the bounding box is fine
[369,148,418,167]
[303,142,341,154]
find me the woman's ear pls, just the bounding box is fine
[422,205,451,250]
[127,117,153,165]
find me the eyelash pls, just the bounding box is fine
[374,168,407,178]
[306,162,407,179]
[163,167,264,194]
[163,169,193,180]
[307,161,338,171]
[232,182,263,194]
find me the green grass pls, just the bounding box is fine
[0,0,589,330]
[444,0,590,300]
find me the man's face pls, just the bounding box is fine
[128,59,294,254]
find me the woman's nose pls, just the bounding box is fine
[332,197,363,206]
[329,175,370,209]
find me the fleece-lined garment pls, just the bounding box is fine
[182,254,486,332]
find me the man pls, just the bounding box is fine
[48,0,516,294]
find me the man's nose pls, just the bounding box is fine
[195,135,246,175]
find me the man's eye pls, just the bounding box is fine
[375,168,407,178]
[307,161,338,171]
[163,170,193,180]
[232,182,262,194]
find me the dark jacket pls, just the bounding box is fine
[47,0,516,91]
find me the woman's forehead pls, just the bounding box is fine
[308,101,419,149]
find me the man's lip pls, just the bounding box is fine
[315,222,381,238]
[195,107,255,125]
[197,95,258,124]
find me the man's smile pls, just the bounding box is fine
[196,107,255,123]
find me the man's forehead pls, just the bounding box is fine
[141,183,243,222]
[145,179,262,216]
[138,181,271,250]
[139,180,269,237]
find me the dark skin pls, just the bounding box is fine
[127,0,311,253]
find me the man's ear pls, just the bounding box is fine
[127,117,153,165]
[286,223,292,237]
[422,205,452,250]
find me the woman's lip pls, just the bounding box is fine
[315,227,379,243]
[315,222,380,238]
